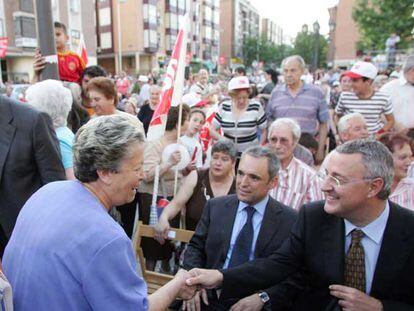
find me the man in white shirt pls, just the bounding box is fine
[380,54,414,131]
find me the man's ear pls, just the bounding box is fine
[366,178,385,198]
[268,176,278,190]
[96,169,114,186]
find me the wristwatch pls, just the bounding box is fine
[258,291,270,304]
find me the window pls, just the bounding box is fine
[143,4,157,24]
[19,0,34,13]
[0,19,4,37]
[14,16,36,38]
[99,7,111,26]
[70,0,80,13]
[144,29,157,49]
[100,32,112,49]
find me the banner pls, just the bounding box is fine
[77,34,88,66]
[147,14,189,141]
[0,37,8,58]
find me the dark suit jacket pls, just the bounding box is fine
[0,96,65,237]
[221,201,414,311]
[183,194,301,310]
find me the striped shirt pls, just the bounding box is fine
[389,178,414,210]
[266,83,329,135]
[213,99,267,156]
[335,91,393,135]
[408,162,414,179]
[269,157,324,210]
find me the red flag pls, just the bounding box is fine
[0,37,8,58]
[147,15,189,141]
[77,34,88,66]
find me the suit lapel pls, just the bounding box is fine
[323,213,345,284]
[219,196,239,263]
[254,198,281,257]
[371,202,414,295]
[0,100,16,182]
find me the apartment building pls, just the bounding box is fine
[0,0,96,83]
[96,0,220,75]
[262,18,283,46]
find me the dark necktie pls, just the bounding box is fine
[344,229,366,292]
[228,206,256,268]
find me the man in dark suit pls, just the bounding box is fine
[182,146,300,310]
[0,96,65,256]
[186,139,414,310]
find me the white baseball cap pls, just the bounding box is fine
[228,76,250,91]
[344,61,378,80]
[138,75,149,83]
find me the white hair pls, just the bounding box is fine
[26,79,73,128]
[268,118,301,142]
[281,55,306,70]
[337,113,366,134]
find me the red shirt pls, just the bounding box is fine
[58,50,85,83]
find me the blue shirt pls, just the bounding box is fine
[3,181,148,311]
[266,83,329,135]
[55,126,75,169]
[344,201,390,294]
[223,195,269,269]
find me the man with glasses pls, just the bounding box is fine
[267,118,324,210]
[335,61,395,138]
[186,139,414,310]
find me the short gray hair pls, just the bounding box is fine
[336,139,394,200]
[281,55,306,70]
[268,118,301,142]
[241,146,280,180]
[73,115,145,182]
[211,139,237,161]
[403,54,414,74]
[26,79,73,128]
[337,113,366,134]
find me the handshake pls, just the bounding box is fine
[174,268,223,300]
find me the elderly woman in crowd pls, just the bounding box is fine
[2,115,195,310]
[138,104,190,271]
[26,79,75,180]
[379,133,414,209]
[138,84,161,134]
[80,65,107,116]
[210,76,267,166]
[154,139,237,242]
[86,76,144,133]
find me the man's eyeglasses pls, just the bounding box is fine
[317,170,374,188]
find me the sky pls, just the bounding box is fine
[252,0,339,41]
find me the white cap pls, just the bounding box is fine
[138,75,149,83]
[182,93,202,107]
[332,81,340,87]
[345,61,378,80]
[228,76,250,91]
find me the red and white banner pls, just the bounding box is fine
[147,14,189,141]
[0,37,8,58]
[77,34,88,66]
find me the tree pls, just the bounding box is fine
[293,31,328,68]
[241,35,293,68]
[353,0,414,51]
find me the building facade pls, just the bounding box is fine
[261,18,283,46]
[0,0,96,83]
[328,0,360,67]
[219,0,260,67]
[96,0,220,75]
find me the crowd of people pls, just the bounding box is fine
[0,21,414,311]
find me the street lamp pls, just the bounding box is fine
[302,24,308,33]
[313,21,320,70]
[117,0,127,74]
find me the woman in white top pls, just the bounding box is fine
[210,76,267,162]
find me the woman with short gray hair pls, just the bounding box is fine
[26,79,75,179]
[3,114,195,311]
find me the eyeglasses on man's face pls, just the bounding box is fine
[317,170,374,188]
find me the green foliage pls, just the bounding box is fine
[352,0,414,51]
[293,31,328,68]
[241,35,293,68]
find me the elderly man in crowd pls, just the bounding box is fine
[3,115,195,310]
[335,61,395,137]
[181,146,300,311]
[0,95,65,257]
[266,55,329,164]
[187,139,414,310]
[320,113,369,172]
[380,54,414,132]
[267,118,323,210]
